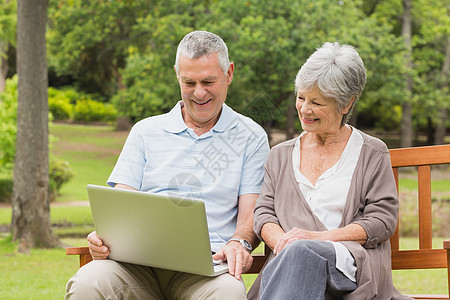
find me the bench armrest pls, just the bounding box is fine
[66,246,92,267]
[444,239,450,250]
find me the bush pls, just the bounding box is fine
[49,97,73,120]
[0,171,13,203]
[73,98,117,123]
[49,158,74,192]
[0,75,18,169]
[0,158,74,203]
[49,158,74,201]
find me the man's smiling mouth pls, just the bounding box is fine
[193,99,212,105]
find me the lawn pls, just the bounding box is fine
[0,123,448,299]
[50,123,128,202]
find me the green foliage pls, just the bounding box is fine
[0,158,75,203]
[0,0,17,54]
[49,158,74,200]
[0,77,75,202]
[48,87,73,120]
[48,86,118,123]
[44,0,449,133]
[0,75,18,169]
[72,98,117,123]
[47,0,153,97]
[0,169,12,202]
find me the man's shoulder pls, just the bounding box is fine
[232,110,267,138]
[131,113,170,132]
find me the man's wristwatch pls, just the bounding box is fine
[227,238,252,252]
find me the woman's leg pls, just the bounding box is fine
[260,240,357,300]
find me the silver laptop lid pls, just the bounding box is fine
[87,184,225,276]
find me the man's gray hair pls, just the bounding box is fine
[295,42,367,125]
[175,31,230,75]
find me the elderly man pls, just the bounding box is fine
[65,31,269,299]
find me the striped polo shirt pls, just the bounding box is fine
[107,101,269,252]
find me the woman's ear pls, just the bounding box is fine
[342,97,355,114]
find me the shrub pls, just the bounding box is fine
[49,158,74,201]
[0,75,18,169]
[48,87,73,120]
[0,158,74,203]
[49,158,74,192]
[0,170,13,203]
[73,98,117,123]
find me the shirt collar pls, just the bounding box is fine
[163,101,238,134]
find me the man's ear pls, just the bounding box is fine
[174,65,179,78]
[227,62,235,85]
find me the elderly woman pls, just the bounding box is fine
[247,42,411,299]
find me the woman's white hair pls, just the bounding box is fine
[175,31,230,75]
[295,42,367,125]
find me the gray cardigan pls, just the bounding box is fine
[248,130,411,300]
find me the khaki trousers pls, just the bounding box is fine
[65,260,246,300]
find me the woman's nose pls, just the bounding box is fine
[299,101,312,114]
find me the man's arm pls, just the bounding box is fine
[212,193,258,280]
[87,183,137,259]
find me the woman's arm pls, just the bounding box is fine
[273,223,367,254]
[261,222,285,251]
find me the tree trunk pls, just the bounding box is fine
[0,41,8,92]
[434,19,449,145]
[286,100,296,140]
[401,0,413,147]
[12,0,61,251]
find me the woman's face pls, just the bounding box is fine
[296,87,348,134]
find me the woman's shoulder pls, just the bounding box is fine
[356,129,390,154]
[270,137,297,152]
[266,137,296,162]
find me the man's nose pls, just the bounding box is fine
[193,84,207,99]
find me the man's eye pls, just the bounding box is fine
[297,97,305,101]
[184,82,195,86]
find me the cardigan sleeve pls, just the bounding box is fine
[353,149,399,249]
[253,150,281,240]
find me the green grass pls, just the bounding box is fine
[0,206,93,227]
[50,123,127,202]
[0,236,85,300]
[400,177,450,193]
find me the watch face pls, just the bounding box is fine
[242,240,252,251]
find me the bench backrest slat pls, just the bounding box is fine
[418,165,432,250]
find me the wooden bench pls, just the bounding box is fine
[66,144,450,299]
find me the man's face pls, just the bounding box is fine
[176,52,234,129]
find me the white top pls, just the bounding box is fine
[292,127,363,282]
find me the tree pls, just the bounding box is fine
[435,32,449,144]
[47,0,154,98]
[0,0,16,92]
[400,0,413,147]
[12,0,61,251]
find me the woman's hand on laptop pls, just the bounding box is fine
[212,242,253,280]
[87,231,110,260]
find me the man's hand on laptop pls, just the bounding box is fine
[87,231,110,260]
[212,241,253,280]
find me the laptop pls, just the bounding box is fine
[86,184,229,277]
